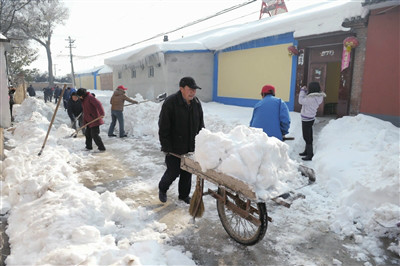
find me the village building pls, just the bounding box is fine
[104,1,367,116]
[74,65,113,91]
[357,0,399,126]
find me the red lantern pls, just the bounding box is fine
[287,45,299,56]
[343,36,359,52]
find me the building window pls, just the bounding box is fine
[131,69,136,78]
[118,71,122,79]
[148,66,154,78]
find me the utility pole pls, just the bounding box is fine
[66,36,76,88]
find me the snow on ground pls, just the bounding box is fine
[1,90,399,265]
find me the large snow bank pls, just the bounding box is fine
[1,97,196,265]
[314,114,400,257]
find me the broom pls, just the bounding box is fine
[189,176,205,218]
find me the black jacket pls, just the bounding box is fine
[27,85,36,96]
[67,98,83,120]
[158,91,205,155]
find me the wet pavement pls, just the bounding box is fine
[0,215,9,266]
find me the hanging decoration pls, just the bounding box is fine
[287,45,299,56]
[341,36,359,71]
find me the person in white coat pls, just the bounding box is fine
[298,82,326,161]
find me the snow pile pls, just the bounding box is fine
[13,96,55,122]
[314,114,400,255]
[123,93,162,137]
[194,125,303,200]
[1,96,196,265]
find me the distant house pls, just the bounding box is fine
[105,44,214,101]
[98,65,113,91]
[74,65,113,90]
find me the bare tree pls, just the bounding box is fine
[16,0,69,87]
[0,0,32,35]
[7,39,38,82]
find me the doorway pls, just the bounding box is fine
[307,62,341,116]
[295,40,351,118]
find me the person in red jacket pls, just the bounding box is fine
[76,88,106,152]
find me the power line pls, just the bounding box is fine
[75,0,258,59]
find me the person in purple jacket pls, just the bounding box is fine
[298,82,326,161]
[76,88,106,152]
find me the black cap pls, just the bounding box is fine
[179,77,201,90]
[76,88,87,97]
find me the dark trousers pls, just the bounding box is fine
[85,126,105,150]
[159,154,192,198]
[71,115,85,135]
[302,120,314,145]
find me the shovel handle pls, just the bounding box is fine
[124,100,148,107]
[38,84,67,156]
[71,116,103,137]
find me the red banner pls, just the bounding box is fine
[341,45,351,71]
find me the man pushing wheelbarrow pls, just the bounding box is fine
[157,77,205,205]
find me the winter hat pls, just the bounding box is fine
[117,85,128,90]
[261,85,275,96]
[179,77,201,90]
[308,82,321,94]
[76,88,87,97]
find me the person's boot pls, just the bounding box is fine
[299,146,307,156]
[159,190,167,203]
[302,144,313,161]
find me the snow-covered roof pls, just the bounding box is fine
[98,65,112,74]
[105,0,366,67]
[75,65,105,75]
[0,33,8,41]
[362,0,400,9]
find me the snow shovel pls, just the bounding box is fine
[124,100,149,107]
[124,93,166,107]
[70,116,104,138]
[69,113,82,128]
[38,84,67,156]
[156,92,167,102]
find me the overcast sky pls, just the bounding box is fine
[29,0,318,76]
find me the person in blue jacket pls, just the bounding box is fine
[250,84,290,141]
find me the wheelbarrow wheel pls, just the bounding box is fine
[216,187,268,245]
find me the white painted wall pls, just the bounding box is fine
[0,41,11,128]
[111,52,214,102]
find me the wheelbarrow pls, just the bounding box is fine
[172,153,316,245]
